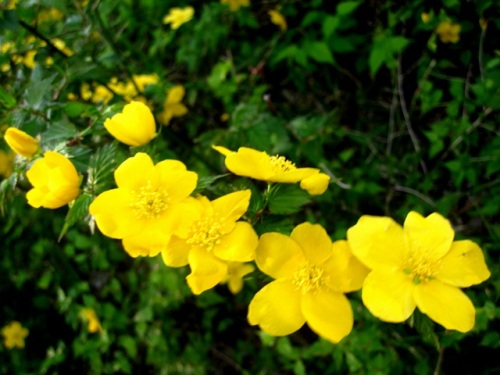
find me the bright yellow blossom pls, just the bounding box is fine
[221,261,255,294]
[23,50,37,69]
[4,127,39,158]
[436,21,461,43]
[51,38,74,56]
[104,101,156,146]
[132,74,159,92]
[220,0,250,12]
[163,7,194,30]
[347,211,490,332]
[89,153,198,257]
[158,85,188,125]
[0,150,14,178]
[1,321,29,349]
[162,190,258,295]
[248,223,369,343]
[26,151,80,209]
[80,308,102,333]
[213,146,330,195]
[268,9,287,31]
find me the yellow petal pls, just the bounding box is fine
[166,85,185,104]
[186,248,228,295]
[162,235,190,267]
[155,160,198,202]
[255,232,305,279]
[362,270,416,322]
[225,147,273,180]
[4,127,39,157]
[213,221,258,262]
[169,103,188,117]
[212,145,234,157]
[414,280,475,332]
[122,224,171,257]
[290,222,332,265]
[347,215,407,270]
[269,168,319,183]
[225,262,255,294]
[404,212,454,261]
[324,240,370,293]
[299,173,330,195]
[89,189,143,239]
[301,289,353,343]
[437,240,491,287]
[212,190,251,224]
[248,279,305,336]
[114,153,155,190]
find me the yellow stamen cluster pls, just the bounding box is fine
[186,217,223,252]
[130,181,170,219]
[403,249,442,284]
[292,263,325,294]
[269,155,296,174]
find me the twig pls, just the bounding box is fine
[319,163,351,189]
[397,56,427,174]
[433,346,444,375]
[394,185,436,208]
[386,83,398,156]
[18,20,70,58]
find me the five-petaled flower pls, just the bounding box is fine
[1,321,29,349]
[26,151,80,209]
[163,7,194,30]
[248,222,369,343]
[4,127,39,158]
[347,211,491,332]
[212,146,330,195]
[158,85,188,125]
[104,101,156,147]
[89,152,198,257]
[162,190,258,295]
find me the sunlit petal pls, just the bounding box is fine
[414,280,475,332]
[248,279,305,336]
[214,221,258,262]
[290,222,332,265]
[302,289,353,343]
[186,248,228,295]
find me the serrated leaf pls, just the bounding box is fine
[24,76,54,111]
[41,120,78,143]
[87,143,120,194]
[194,174,230,193]
[58,194,93,240]
[268,184,311,215]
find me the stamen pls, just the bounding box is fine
[403,247,442,284]
[186,216,223,252]
[292,263,326,294]
[269,155,296,174]
[130,181,170,219]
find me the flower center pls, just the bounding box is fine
[403,250,442,284]
[186,216,223,252]
[130,181,170,219]
[292,263,326,294]
[269,155,296,174]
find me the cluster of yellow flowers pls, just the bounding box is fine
[1,100,490,344]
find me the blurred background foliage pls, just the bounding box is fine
[1,0,500,373]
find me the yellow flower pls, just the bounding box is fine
[132,74,159,92]
[162,7,194,30]
[347,211,491,332]
[1,321,29,349]
[268,9,287,31]
[104,101,156,146]
[299,173,330,195]
[0,150,14,178]
[80,308,102,333]
[4,127,39,158]
[23,50,37,69]
[436,21,461,43]
[89,152,198,257]
[51,38,74,56]
[26,151,80,209]
[220,0,250,12]
[421,13,430,24]
[162,190,258,295]
[92,85,114,104]
[221,261,255,294]
[248,223,369,343]
[212,146,330,195]
[158,85,188,125]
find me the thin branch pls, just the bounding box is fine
[397,56,427,173]
[18,20,70,58]
[319,163,351,189]
[386,83,398,156]
[394,185,436,208]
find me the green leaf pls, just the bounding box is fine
[268,184,311,215]
[336,1,361,16]
[303,41,335,64]
[24,76,55,111]
[322,15,340,37]
[87,143,120,194]
[58,194,93,241]
[0,86,16,108]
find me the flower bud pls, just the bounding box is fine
[4,127,39,158]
